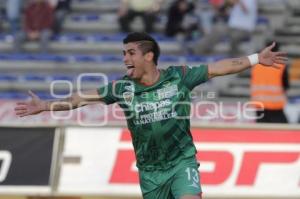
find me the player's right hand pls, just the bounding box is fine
[15,90,47,117]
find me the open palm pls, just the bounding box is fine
[259,42,287,66]
[15,91,46,117]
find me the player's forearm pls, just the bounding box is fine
[218,56,251,74]
[44,94,83,111]
[43,90,101,112]
[208,56,251,78]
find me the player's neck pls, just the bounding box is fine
[139,67,160,86]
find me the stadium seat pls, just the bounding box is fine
[51,74,75,82]
[0,91,28,99]
[23,74,48,82]
[0,74,18,81]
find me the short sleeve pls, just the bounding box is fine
[97,81,118,105]
[182,64,208,90]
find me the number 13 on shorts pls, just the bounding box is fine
[185,167,200,188]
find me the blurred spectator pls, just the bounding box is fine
[165,0,197,37]
[0,6,3,32]
[197,0,230,35]
[193,0,257,55]
[14,0,54,53]
[118,0,162,33]
[251,42,289,123]
[6,0,22,35]
[210,0,231,24]
[48,0,72,35]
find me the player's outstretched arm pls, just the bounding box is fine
[15,89,102,117]
[207,42,287,79]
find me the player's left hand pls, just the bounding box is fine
[258,42,288,68]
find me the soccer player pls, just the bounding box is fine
[15,32,287,199]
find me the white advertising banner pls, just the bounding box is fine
[58,127,300,198]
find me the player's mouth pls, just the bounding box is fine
[126,65,135,76]
[126,65,134,69]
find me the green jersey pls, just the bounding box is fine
[98,65,208,170]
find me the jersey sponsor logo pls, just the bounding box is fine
[132,99,177,124]
[134,99,172,113]
[156,85,178,100]
[133,110,177,125]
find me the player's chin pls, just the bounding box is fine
[130,74,139,79]
[129,71,141,79]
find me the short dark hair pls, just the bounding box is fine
[123,32,160,65]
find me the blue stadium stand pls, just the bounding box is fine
[71,0,120,13]
[0,53,69,63]
[0,72,123,84]
[0,52,227,64]
[0,74,18,82]
[0,91,29,100]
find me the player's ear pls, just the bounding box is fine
[145,51,154,62]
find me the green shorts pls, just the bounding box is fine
[139,156,202,199]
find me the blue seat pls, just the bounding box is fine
[51,74,74,82]
[150,33,176,42]
[101,55,122,62]
[93,33,125,42]
[160,55,180,62]
[86,14,100,21]
[54,33,177,43]
[71,15,81,21]
[32,54,69,62]
[77,73,122,82]
[35,91,56,100]
[55,33,87,42]
[79,75,105,83]
[0,74,18,81]
[67,34,87,41]
[74,55,99,62]
[108,73,123,81]
[8,53,30,61]
[0,34,7,41]
[257,16,269,25]
[0,91,28,99]
[0,54,10,60]
[24,74,47,82]
[186,55,227,62]
[71,14,100,22]
[288,96,300,104]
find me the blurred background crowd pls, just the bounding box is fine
[0,0,299,123]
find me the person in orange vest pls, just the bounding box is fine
[251,41,289,123]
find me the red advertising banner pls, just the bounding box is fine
[59,127,300,198]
